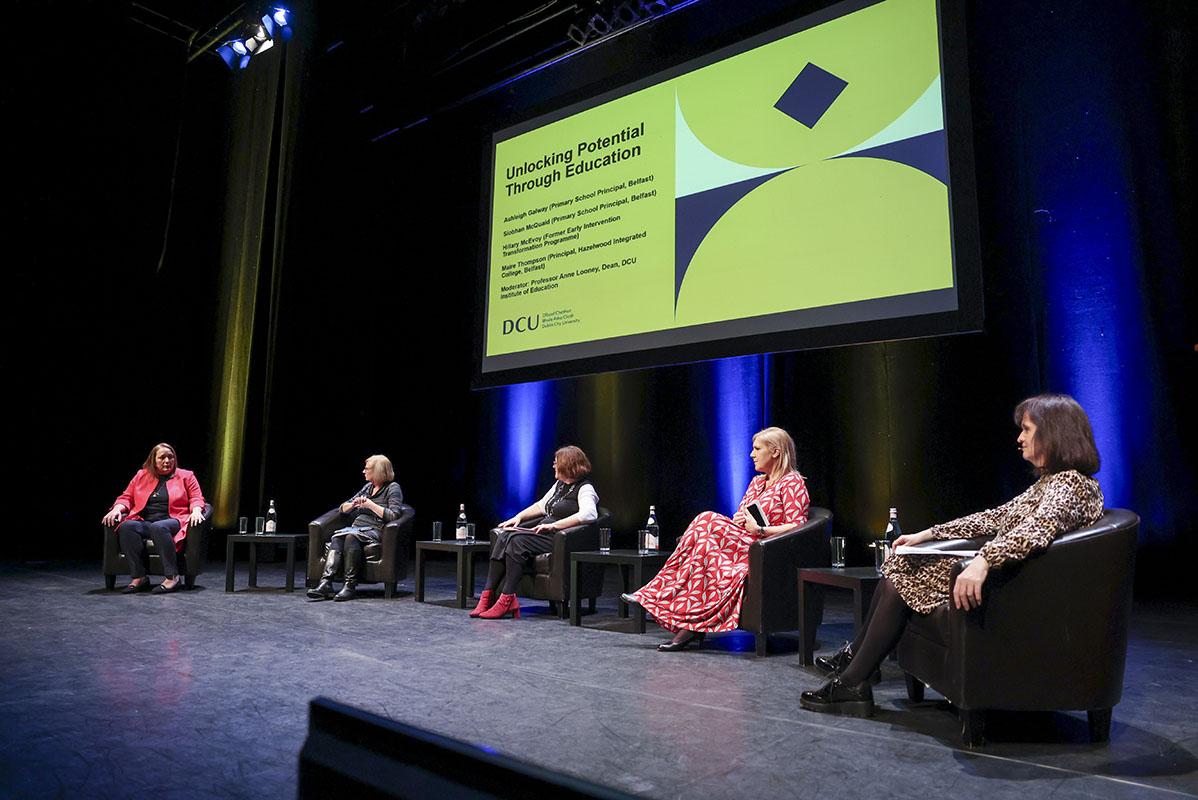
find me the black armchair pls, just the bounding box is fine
[307,504,416,599]
[895,508,1139,746]
[490,507,612,619]
[103,503,213,590]
[739,506,832,656]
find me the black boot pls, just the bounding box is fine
[307,550,340,600]
[333,550,359,602]
[813,641,882,684]
[799,676,875,717]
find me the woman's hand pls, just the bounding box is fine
[952,557,990,611]
[102,505,126,527]
[533,523,559,535]
[340,501,355,513]
[893,529,934,548]
[189,507,204,527]
[498,517,521,529]
[743,515,762,535]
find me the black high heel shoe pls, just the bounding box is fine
[658,630,705,652]
[122,578,152,594]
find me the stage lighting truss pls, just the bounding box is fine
[216,6,293,70]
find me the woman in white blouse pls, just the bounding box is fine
[471,445,599,620]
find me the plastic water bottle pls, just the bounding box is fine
[645,505,659,551]
[456,504,468,541]
[265,500,278,533]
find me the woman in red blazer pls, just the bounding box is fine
[102,443,206,594]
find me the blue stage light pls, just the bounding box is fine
[712,356,764,515]
[272,7,290,28]
[502,381,556,516]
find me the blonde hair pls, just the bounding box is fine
[365,454,395,483]
[753,427,797,474]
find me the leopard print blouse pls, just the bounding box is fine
[881,469,1104,613]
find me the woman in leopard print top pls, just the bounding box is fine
[800,394,1103,717]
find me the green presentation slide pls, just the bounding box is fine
[485,0,953,367]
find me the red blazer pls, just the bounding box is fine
[114,468,206,552]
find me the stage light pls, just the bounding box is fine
[212,7,294,70]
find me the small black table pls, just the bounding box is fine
[414,540,492,608]
[797,567,883,666]
[225,532,306,593]
[569,549,670,632]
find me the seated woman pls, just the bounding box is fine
[471,445,598,620]
[101,443,206,594]
[800,393,1104,717]
[625,427,810,651]
[307,454,405,602]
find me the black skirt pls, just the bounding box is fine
[490,522,554,569]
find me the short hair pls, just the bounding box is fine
[554,445,592,481]
[1013,394,1100,477]
[753,427,798,474]
[142,443,177,473]
[366,455,395,483]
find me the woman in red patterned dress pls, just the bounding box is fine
[624,427,810,652]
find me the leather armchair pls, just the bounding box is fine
[307,504,416,599]
[740,506,832,656]
[103,503,213,590]
[490,507,612,619]
[896,508,1139,746]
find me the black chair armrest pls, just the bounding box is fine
[742,507,831,634]
[378,505,415,569]
[308,508,344,582]
[547,508,610,589]
[183,503,213,573]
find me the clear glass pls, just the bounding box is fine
[238,517,248,536]
[638,529,657,554]
[465,523,476,544]
[255,516,265,536]
[830,536,846,568]
[599,527,612,552]
[872,541,891,571]
[431,521,442,542]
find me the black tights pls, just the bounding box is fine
[838,577,912,686]
[484,554,524,595]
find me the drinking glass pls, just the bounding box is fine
[637,529,652,554]
[599,527,612,552]
[830,536,846,568]
[431,521,443,542]
[255,516,265,536]
[465,523,476,544]
[238,517,248,536]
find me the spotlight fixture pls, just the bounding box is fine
[215,6,293,70]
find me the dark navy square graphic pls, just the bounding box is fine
[774,62,849,128]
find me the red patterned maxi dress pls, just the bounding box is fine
[631,472,810,633]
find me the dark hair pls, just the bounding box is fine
[1013,394,1100,477]
[142,443,178,473]
[554,445,592,481]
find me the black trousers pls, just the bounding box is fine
[486,526,555,593]
[118,519,181,578]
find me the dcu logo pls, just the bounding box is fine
[502,315,540,335]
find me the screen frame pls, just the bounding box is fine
[473,0,981,389]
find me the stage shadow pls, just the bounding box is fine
[84,583,210,595]
[877,698,1198,781]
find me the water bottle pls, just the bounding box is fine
[265,500,278,533]
[645,505,659,551]
[456,504,468,541]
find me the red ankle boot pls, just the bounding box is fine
[478,592,521,619]
[469,589,496,618]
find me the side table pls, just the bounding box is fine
[226,533,306,592]
[414,540,492,608]
[797,567,883,666]
[569,550,670,632]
